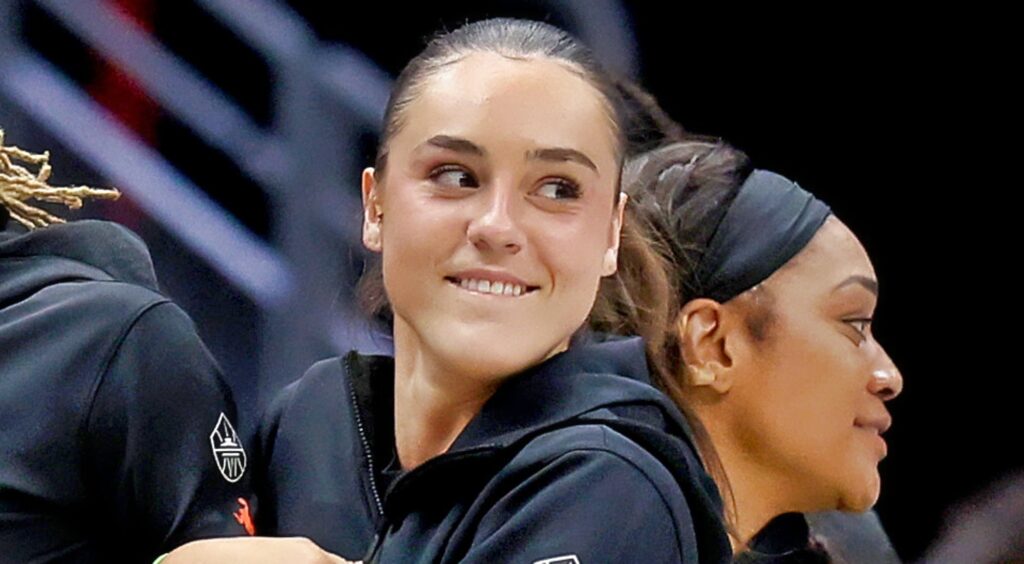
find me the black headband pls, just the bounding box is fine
[694,169,831,303]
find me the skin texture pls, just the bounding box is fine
[678,216,903,544]
[362,51,625,469]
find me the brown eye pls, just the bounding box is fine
[844,318,872,341]
[534,178,581,200]
[431,166,479,188]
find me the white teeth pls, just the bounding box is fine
[454,278,529,297]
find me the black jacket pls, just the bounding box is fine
[256,336,731,563]
[735,511,902,563]
[0,220,251,563]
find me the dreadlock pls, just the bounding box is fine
[0,128,120,229]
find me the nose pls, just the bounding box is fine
[466,187,524,255]
[868,346,903,401]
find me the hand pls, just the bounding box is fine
[162,537,359,564]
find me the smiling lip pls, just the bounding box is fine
[445,269,540,297]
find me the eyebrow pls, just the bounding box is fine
[833,275,879,296]
[423,135,486,156]
[421,135,598,173]
[527,147,599,173]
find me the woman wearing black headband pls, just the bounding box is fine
[606,140,903,560]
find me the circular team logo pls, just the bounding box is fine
[210,412,247,483]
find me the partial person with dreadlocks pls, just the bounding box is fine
[602,139,903,562]
[0,130,253,563]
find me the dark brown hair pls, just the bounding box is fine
[593,138,755,537]
[372,18,629,175]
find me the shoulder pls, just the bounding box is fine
[511,423,690,506]
[35,277,168,329]
[430,423,708,562]
[262,357,348,427]
[484,424,700,557]
[88,299,233,423]
[257,356,354,464]
[101,299,220,377]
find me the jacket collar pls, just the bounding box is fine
[344,336,711,514]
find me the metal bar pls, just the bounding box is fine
[0,51,295,309]
[32,0,289,192]
[193,0,313,67]
[314,45,391,130]
[196,0,391,130]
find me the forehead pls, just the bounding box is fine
[392,52,618,167]
[765,216,876,300]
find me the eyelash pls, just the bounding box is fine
[844,318,873,340]
[535,178,582,201]
[428,165,582,200]
[429,165,478,188]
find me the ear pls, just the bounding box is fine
[675,298,735,394]
[601,192,628,276]
[362,167,384,253]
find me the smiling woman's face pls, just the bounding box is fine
[724,216,903,513]
[362,51,623,382]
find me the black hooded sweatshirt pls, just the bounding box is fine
[0,220,251,563]
[256,336,731,563]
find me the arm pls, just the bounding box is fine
[162,537,356,564]
[84,301,252,561]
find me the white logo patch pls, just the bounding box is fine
[533,556,580,564]
[210,413,246,482]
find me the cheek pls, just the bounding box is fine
[745,330,882,508]
[378,188,465,304]
[530,206,614,276]
[737,333,860,458]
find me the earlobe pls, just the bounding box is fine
[601,248,618,276]
[705,360,732,394]
[688,364,716,387]
[362,167,383,253]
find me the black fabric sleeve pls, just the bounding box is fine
[84,301,251,563]
[458,448,695,564]
[252,380,297,535]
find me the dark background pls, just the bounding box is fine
[3,1,1012,560]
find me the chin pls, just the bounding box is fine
[835,470,882,512]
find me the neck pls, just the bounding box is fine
[698,409,802,552]
[391,319,500,470]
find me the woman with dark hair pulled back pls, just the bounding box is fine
[600,138,903,561]
[165,19,731,564]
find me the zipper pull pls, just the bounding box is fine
[362,522,387,563]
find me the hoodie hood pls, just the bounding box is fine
[448,334,694,451]
[0,220,159,305]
